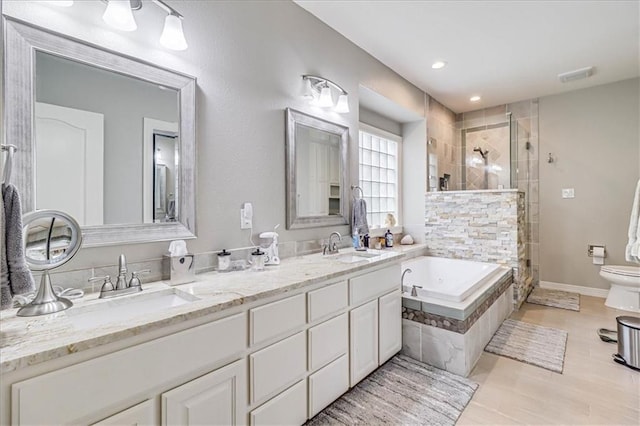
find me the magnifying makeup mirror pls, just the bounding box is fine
[17,210,82,317]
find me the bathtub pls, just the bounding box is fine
[402,256,506,303]
[400,255,514,376]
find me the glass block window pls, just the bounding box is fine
[358,125,401,228]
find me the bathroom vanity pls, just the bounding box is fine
[0,246,425,425]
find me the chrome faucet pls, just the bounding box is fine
[90,254,150,299]
[115,254,128,290]
[323,231,342,255]
[401,268,423,296]
[401,268,412,287]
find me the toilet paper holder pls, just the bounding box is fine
[587,244,606,257]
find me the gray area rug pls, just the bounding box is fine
[306,354,478,426]
[484,318,568,373]
[526,287,580,311]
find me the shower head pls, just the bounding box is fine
[473,146,489,159]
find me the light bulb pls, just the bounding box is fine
[160,14,188,51]
[103,0,137,32]
[335,94,349,113]
[318,85,333,108]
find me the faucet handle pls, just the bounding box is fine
[89,276,114,296]
[410,285,423,297]
[129,269,151,289]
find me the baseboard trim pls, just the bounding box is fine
[539,280,608,298]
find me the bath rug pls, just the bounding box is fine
[484,318,568,373]
[306,354,478,426]
[526,287,580,311]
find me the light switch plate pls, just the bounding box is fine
[562,188,575,199]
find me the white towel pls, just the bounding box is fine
[625,179,640,264]
[352,197,369,235]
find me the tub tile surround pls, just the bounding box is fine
[402,270,513,333]
[425,190,532,308]
[402,285,514,377]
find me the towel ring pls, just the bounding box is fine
[1,144,17,184]
[351,185,364,199]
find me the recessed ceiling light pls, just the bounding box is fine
[431,60,447,70]
[470,95,481,102]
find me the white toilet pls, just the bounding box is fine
[600,265,640,312]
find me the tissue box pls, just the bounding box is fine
[163,254,196,286]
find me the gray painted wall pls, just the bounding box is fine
[35,52,178,225]
[2,1,425,270]
[359,107,402,136]
[539,78,640,289]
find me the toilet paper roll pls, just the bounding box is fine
[593,246,605,265]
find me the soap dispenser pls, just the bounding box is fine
[259,224,280,265]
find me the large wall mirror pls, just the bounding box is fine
[285,108,349,229]
[4,19,196,247]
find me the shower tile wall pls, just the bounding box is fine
[455,101,540,287]
[427,98,460,190]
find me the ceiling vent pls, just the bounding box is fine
[558,66,595,83]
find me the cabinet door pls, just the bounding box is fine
[349,299,378,386]
[162,359,246,426]
[379,290,402,365]
[92,400,157,425]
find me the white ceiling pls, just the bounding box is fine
[295,0,640,113]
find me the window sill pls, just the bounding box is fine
[366,225,403,238]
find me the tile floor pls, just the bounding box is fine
[457,295,640,425]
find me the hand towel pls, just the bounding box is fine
[2,183,35,304]
[626,179,640,264]
[0,185,11,310]
[352,197,369,235]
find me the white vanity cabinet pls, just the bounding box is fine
[162,359,246,426]
[93,400,158,425]
[378,289,402,364]
[10,313,246,425]
[5,259,404,426]
[348,264,401,386]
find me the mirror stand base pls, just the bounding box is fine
[16,272,73,317]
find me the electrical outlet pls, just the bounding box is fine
[562,188,575,199]
[240,202,253,229]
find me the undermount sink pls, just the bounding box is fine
[332,250,384,264]
[65,288,200,330]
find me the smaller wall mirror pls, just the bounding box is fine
[285,108,349,229]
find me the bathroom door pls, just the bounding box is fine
[35,102,104,226]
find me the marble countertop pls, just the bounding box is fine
[0,244,426,374]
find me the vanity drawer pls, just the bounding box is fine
[250,293,306,346]
[349,264,400,307]
[308,354,349,418]
[308,313,348,372]
[12,313,246,425]
[307,280,348,323]
[250,331,307,405]
[250,380,307,426]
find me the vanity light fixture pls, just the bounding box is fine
[431,60,447,69]
[103,0,137,32]
[100,0,188,51]
[301,75,349,113]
